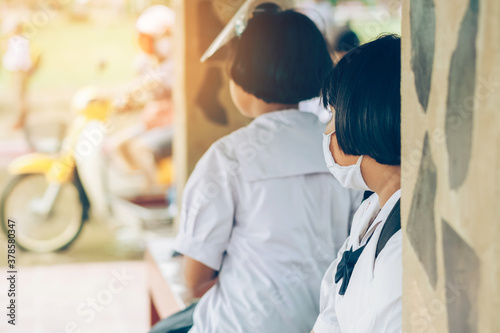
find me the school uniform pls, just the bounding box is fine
[299,97,332,124]
[313,189,402,333]
[2,35,33,72]
[173,110,362,333]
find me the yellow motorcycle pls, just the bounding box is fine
[0,87,174,252]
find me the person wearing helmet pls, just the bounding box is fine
[110,5,175,189]
[134,4,175,88]
[1,16,40,129]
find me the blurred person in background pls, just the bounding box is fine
[331,25,360,64]
[299,26,360,124]
[150,5,362,333]
[111,4,175,190]
[300,0,335,49]
[1,15,40,129]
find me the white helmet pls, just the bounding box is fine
[136,5,175,38]
[1,14,24,35]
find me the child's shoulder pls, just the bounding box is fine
[199,126,250,166]
[202,111,324,170]
[209,122,257,153]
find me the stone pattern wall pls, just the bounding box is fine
[401,0,499,332]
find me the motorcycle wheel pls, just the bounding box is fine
[0,173,89,252]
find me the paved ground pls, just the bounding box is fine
[0,261,149,333]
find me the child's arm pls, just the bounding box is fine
[184,256,218,298]
[173,140,236,298]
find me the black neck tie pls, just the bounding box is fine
[334,244,368,296]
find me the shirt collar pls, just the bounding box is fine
[235,110,330,182]
[373,189,401,229]
[363,190,401,244]
[352,189,402,248]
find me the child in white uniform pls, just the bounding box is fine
[313,35,402,333]
[2,18,39,129]
[150,5,362,333]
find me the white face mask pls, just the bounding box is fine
[323,131,371,191]
[155,37,172,59]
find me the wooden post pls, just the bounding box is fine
[172,0,249,218]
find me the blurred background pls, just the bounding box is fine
[0,0,400,332]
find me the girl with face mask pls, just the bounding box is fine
[312,35,402,333]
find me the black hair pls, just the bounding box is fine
[334,28,360,53]
[322,34,401,165]
[230,6,333,104]
[253,2,281,15]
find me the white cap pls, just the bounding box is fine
[136,5,175,38]
[1,14,23,35]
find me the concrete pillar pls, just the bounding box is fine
[402,0,499,331]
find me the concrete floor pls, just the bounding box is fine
[0,261,149,333]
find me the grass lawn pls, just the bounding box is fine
[0,14,139,139]
[351,17,401,43]
[0,15,137,91]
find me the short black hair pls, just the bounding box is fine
[322,34,401,165]
[230,8,333,104]
[334,28,360,53]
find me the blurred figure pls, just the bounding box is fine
[1,16,40,129]
[71,0,90,21]
[332,26,360,63]
[111,5,175,190]
[299,27,360,123]
[300,0,335,49]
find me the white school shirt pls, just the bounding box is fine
[299,97,332,124]
[2,35,33,72]
[313,189,402,333]
[174,110,362,333]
